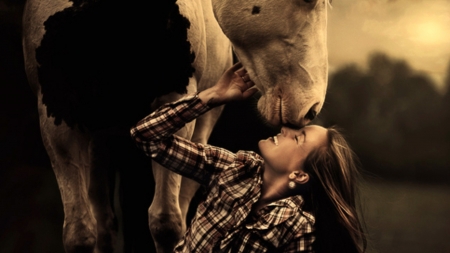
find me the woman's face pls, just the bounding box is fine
[258,125,328,174]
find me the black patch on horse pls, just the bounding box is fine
[36,0,195,131]
[252,6,261,15]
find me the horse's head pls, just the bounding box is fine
[212,0,329,128]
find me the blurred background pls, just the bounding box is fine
[1,0,449,252]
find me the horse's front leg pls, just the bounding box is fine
[87,130,122,253]
[178,105,225,226]
[148,92,196,253]
[149,162,184,253]
[38,101,98,253]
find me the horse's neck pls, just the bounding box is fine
[177,0,231,88]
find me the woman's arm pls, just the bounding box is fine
[130,62,257,184]
[130,94,237,184]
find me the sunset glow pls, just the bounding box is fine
[327,0,450,91]
[408,20,448,45]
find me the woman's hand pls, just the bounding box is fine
[198,62,257,107]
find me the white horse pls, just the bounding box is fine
[22,0,329,252]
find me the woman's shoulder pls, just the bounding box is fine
[217,150,264,179]
[235,150,263,163]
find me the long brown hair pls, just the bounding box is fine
[301,126,367,253]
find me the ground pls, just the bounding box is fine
[1,162,449,253]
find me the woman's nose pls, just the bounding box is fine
[281,126,301,137]
[281,127,293,137]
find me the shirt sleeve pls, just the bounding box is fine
[130,94,238,185]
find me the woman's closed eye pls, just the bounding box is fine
[294,135,299,144]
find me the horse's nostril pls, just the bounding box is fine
[305,108,317,121]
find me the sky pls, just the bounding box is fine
[327,0,450,92]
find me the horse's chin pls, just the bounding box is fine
[256,94,282,127]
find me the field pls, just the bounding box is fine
[362,179,450,253]
[1,165,449,253]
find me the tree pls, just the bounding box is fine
[320,52,448,180]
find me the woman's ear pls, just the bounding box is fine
[294,172,309,184]
[288,171,310,184]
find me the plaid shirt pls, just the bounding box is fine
[130,94,315,253]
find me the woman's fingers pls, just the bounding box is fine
[234,66,247,78]
[234,66,253,86]
[241,73,251,82]
[228,62,243,74]
[226,62,256,94]
[242,85,258,99]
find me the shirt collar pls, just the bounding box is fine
[266,194,304,209]
[246,195,306,230]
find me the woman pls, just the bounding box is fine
[130,63,367,252]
